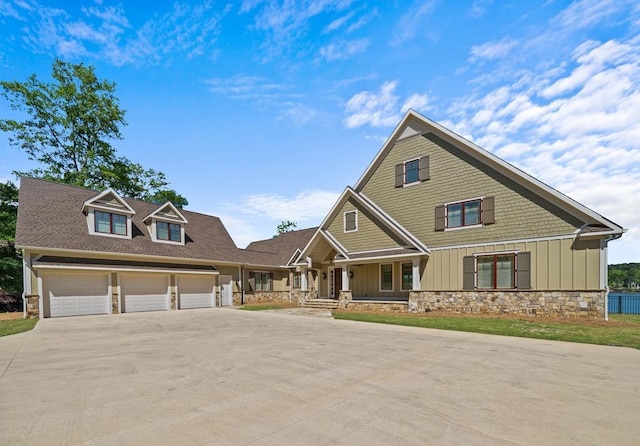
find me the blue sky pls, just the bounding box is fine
[0,0,638,263]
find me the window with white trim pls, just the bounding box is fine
[463,252,531,290]
[435,196,494,231]
[380,264,393,291]
[157,221,181,242]
[395,156,430,187]
[95,211,127,236]
[344,210,357,232]
[401,263,413,290]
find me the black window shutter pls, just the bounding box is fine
[419,155,430,181]
[463,256,476,290]
[395,163,404,188]
[483,196,495,224]
[435,205,446,231]
[517,252,531,289]
[248,271,255,292]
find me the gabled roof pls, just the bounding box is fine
[16,177,245,264]
[297,187,429,262]
[355,109,623,235]
[243,227,317,267]
[81,188,135,215]
[142,201,188,225]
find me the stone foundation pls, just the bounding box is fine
[344,301,409,312]
[243,291,292,305]
[25,294,39,319]
[409,290,606,318]
[233,292,243,306]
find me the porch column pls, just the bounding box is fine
[412,258,421,290]
[342,266,350,291]
[301,267,308,291]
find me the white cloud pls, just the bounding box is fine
[468,38,518,63]
[343,81,429,128]
[230,189,340,222]
[318,38,368,61]
[469,0,493,19]
[323,10,355,33]
[391,0,437,45]
[216,214,263,249]
[552,0,635,31]
[206,75,287,98]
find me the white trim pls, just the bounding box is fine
[443,196,485,206]
[142,201,188,224]
[472,250,519,257]
[348,246,414,255]
[402,157,421,187]
[343,210,358,233]
[116,273,121,314]
[428,233,578,251]
[81,188,135,215]
[87,208,132,240]
[32,264,218,275]
[379,263,394,292]
[335,253,427,264]
[444,224,483,232]
[285,248,302,267]
[320,229,350,259]
[37,273,43,320]
[400,262,413,291]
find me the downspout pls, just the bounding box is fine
[603,232,624,322]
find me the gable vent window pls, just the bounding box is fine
[395,156,429,187]
[344,210,357,232]
[95,211,127,236]
[435,196,494,231]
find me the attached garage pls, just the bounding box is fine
[178,275,215,309]
[42,272,110,318]
[121,274,169,313]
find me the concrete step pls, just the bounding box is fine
[301,299,339,310]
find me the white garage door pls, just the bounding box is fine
[44,272,110,318]
[179,276,215,309]
[121,274,169,313]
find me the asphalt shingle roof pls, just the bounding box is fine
[244,227,317,266]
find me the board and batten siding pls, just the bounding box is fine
[359,133,584,248]
[350,263,410,299]
[424,238,602,291]
[326,198,406,253]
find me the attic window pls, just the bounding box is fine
[95,211,127,236]
[395,156,429,187]
[157,221,181,242]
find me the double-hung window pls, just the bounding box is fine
[477,254,515,289]
[255,272,273,291]
[157,221,181,242]
[395,156,429,187]
[404,159,420,184]
[447,199,481,228]
[95,211,127,236]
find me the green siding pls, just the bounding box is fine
[326,198,406,253]
[360,133,583,248]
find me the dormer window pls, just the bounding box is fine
[95,211,127,236]
[142,201,188,245]
[83,188,135,239]
[157,221,181,242]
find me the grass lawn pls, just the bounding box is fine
[0,313,37,337]
[239,302,299,311]
[332,311,640,349]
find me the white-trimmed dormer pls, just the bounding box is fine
[82,188,135,239]
[142,202,188,245]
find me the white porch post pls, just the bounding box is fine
[412,258,421,290]
[342,266,350,291]
[301,267,308,291]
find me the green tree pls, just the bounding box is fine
[0,181,21,295]
[275,220,297,237]
[0,59,187,205]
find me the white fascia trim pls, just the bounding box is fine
[13,245,227,267]
[81,188,135,214]
[285,248,302,267]
[473,250,519,257]
[33,264,218,275]
[357,192,430,253]
[443,196,485,206]
[348,247,414,255]
[142,201,188,224]
[428,233,578,251]
[577,230,624,238]
[320,229,350,259]
[334,253,427,264]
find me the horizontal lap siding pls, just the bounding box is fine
[359,134,583,248]
[424,239,602,291]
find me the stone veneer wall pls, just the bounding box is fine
[112,293,119,314]
[243,291,292,305]
[293,289,310,305]
[233,292,242,306]
[25,294,39,318]
[337,290,408,313]
[409,290,606,318]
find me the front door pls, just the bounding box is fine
[331,268,342,300]
[219,275,233,307]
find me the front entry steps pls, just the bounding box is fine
[301,299,339,310]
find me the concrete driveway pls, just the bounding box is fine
[0,309,638,445]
